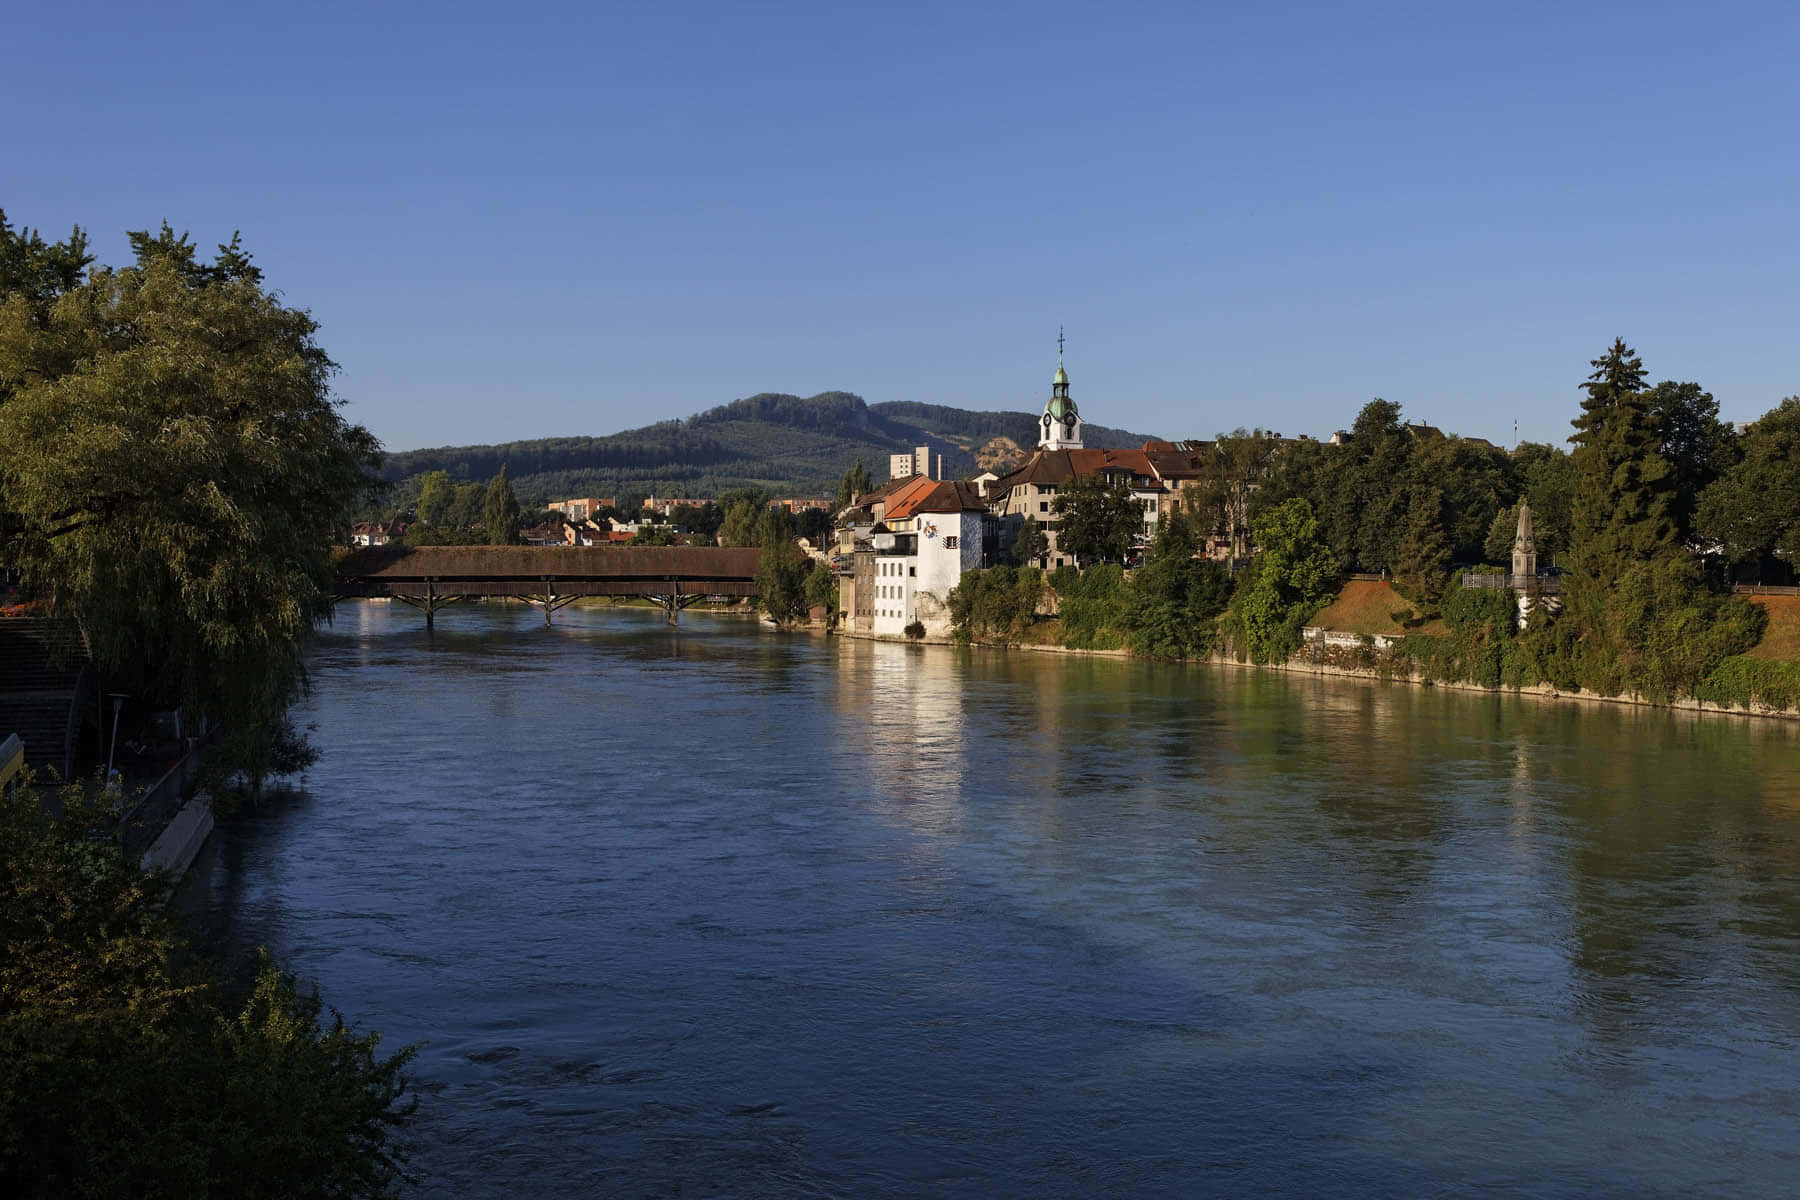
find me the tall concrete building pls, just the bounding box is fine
[889,445,942,482]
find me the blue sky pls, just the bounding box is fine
[5,0,1795,451]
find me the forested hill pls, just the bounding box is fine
[376,392,1156,508]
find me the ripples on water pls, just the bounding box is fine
[178,602,1800,1197]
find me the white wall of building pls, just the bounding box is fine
[912,510,984,636]
[871,554,917,636]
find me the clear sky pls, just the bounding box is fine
[5,0,1795,451]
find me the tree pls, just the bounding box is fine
[482,466,521,545]
[835,459,872,509]
[718,499,762,548]
[804,560,838,613]
[1052,475,1142,565]
[794,507,832,544]
[1392,487,1451,607]
[1189,430,1279,562]
[1127,511,1234,659]
[1558,339,1758,700]
[0,775,416,1197]
[1483,504,1519,566]
[0,218,379,784]
[1696,396,1800,573]
[416,469,455,527]
[1645,380,1737,542]
[1229,498,1338,663]
[627,524,675,546]
[1011,516,1047,566]
[754,510,808,622]
[1512,442,1576,564]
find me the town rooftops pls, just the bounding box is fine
[885,479,990,519]
[989,447,1165,494]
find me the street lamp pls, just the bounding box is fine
[105,693,128,785]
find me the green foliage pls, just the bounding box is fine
[0,776,415,1198]
[804,560,837,613]
[718,496,764,548]
[1391,488,1451,608]
[416,469,455,526]
[668,502,723,537]
[1696,396,1800,567]
[903,619,926,640]
[1227,498,1338,663]
[1513,442,1576,563]
[947,565,1045,642]
[1052,564,1131,650]
[1252,398,1515,572]
[0,218,380,786]
[1554,340,1757,700]
[1696,655,1800,711]
[1483,504,1519,565]
[627,524,676,546]
[1127,511,1232,659]
[1011,516,1047,566]
[754,511,809,624]
[482,465,521,545]
[1644,379,1737,541]
[1051,475,1142,566]
[1184,429,1280,562]
[835,459,873,509]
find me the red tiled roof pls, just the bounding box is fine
[886,480,988,519]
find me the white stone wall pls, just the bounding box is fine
[872,554,916,635]
[911,511,984,636]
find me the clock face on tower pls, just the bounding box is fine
[1063,414,1076,434]
[1042,414,1053,436]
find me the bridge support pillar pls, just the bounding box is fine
[651,584,703,627]
[519,582,579,625]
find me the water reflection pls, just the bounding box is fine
[178,602,1800,1197]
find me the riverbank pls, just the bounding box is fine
[838,624,1800,722]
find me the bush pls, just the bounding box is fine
[1696,655,1800,710]
[904,619,926,640]
[0,776,416,1197]
[1054,564,1131,650]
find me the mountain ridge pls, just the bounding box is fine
[376,391,1159,507]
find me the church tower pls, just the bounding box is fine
[1038,330,1084,451]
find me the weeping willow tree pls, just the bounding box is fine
[0,214,380,785]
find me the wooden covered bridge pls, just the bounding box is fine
[333,545,763,625]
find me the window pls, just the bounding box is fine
[944,535,958,550]
[1039,501,1049,513]
[909,566,916,577]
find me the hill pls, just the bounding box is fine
[375,392,1157,510]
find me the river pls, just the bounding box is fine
[177,601,1800,1197]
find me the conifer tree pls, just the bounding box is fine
[1392,487,1451,607]
[483,464,521,544]
[1559,339,1760,698]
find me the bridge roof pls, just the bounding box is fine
[335,544,764,582]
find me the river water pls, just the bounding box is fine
[179,601,1800,1197]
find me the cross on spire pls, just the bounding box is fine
[1058,326,1065,362]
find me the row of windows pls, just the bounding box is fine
[878,560,916,577]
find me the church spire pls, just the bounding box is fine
[1039,328,1082,450]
